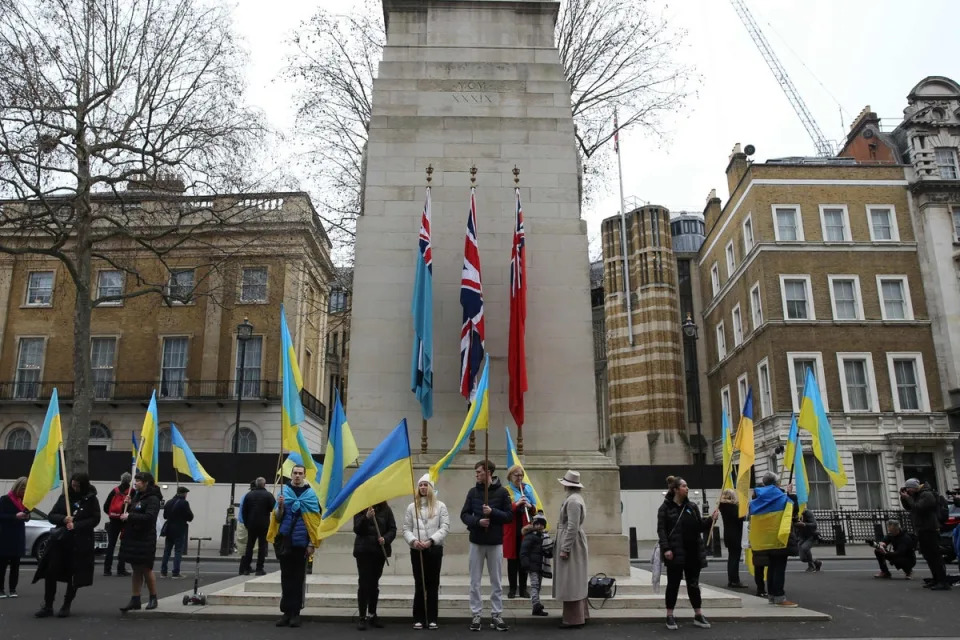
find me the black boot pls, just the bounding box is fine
[145,594,159,610]
[276,614,291,627]
[370,615,384,628]
[289,614,301,628]
[507,587,517,599]
[532,603,548,616]
[56,604,71,618]
[120,596,142,612]
[35,604,54,618]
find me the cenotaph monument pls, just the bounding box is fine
[348,0,629,575]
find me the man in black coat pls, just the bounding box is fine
[240,477,276,576]
[460,459,512,632]
[900,478,949,590]
[160,486,194,578]
[874,519,916,579]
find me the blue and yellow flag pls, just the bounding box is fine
[429,354,489,483]
[279,450,322,484]
[170,423,215,485]
[138,391,160,479]
[734,388,755,517]
[720,409,734,492]
[784,414,810,512]
[797,368,847,488]
[505,426,543,514]
[267,482,322,547]
[317,388,360,510]
[131,431,139,466]
[290,426,321,482]
[23,389,63,510]
[748,484,793,551]
[280,304,305,451]
[317,419,414,541]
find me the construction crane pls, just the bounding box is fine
[729,0,835,157]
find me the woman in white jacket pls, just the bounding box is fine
[403,474,450,630]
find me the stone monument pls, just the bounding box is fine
[348,0,629,575]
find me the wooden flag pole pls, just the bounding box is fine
[372,511,390,567]
[420,418,428,455]
[58,443,72,519]
[408,464,429,620]
[273,447,284,494]
[483,428,490,506]
[125,434,147,514]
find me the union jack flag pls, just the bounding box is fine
[460,187,485,401]
[419,191,433,273]
[508,187,527,428]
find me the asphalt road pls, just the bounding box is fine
[0,557,955,639]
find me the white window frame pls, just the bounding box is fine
[866,205,900,242]
[233,334,265,398]
[742,214,755,254]
[757,357,772,419]
[786,352,829,413]
[827,274,864,321]
[720,385,731,423]
[836,352,880,413]
[24,270,54,307]
[732,304,744,347]
[935,147,959,179]
[95,269,124,307]
[14,336,47,399]
[818,204,851,242]
[166,268,196,305]
[716,320,727,361]
[771,204,805,242]
[886,352,931,412]
[725,240,736,277]
[239,266,268,304]
[952,206,960,242]
[736,373,749,418]
[91,336,118,400]
[876,275,914,321]
[711,262,720,296]
[159,336,189,399]
[749,281,763,330]
[779,274,815,321]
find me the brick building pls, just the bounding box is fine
[700,143,956,509]
[0,190,335,458]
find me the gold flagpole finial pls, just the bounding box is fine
[426,164,433,185]
[470,165,477,186]
[513,165,520,186]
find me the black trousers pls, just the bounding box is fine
[876,549,916,575]
[507,558,527,593]
[44,579,77,608]
[104,519,126,573]
[0,556,20,591]
[917,530,947,585]
[767,555,788,599]
[725,545,741,584]
[754,558,766,591]
[241,527,268,572]
[356,552,387,618]
[279,551,308,615]
[664,553,702,611]
[411,546,443,624]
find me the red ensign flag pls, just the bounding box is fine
[508,187,527,428]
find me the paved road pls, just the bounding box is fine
[0,557,954,639]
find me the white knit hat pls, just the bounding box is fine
[417,473,435,489]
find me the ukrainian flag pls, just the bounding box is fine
[292,425,321,483]
[138,390,160,478]
[280,304,305,451]
[23,388,63,510]
[429,354,489,484]
[720,409,734,491]
[317,419,414,541]
[734,388,755,517]
[505,426,543,514]
[131,431,139,466]
[170,423,215,485]
[748,484,793,551]
[317,388,360,510]
[279,450,322,485]
[784,414,810,512]
[797,368,847,488]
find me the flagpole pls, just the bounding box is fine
[421,165,433,455]
[513,166,525,456]
[614,107,634,346]
[57,442,71,519]
[126,431,147,514]
[273,447,284,494]
[468,167,479,456]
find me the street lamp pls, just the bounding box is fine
[220,316,254,556]
[681,313,709,517]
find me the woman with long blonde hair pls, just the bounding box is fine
[402,474,449,630]
[715,489,749,590]
[503,464,537,599]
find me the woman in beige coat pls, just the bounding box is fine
[552,470,589,628]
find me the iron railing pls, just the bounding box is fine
[0,379,326,422]
[808,509,914,544]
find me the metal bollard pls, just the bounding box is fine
[629,527,638,560]
[834,523,846,556]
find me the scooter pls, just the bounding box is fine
[182,536,213,606]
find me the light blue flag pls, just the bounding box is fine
[411,187,434,420]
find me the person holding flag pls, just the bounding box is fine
[748,472,799,608]
[503,464,537,600]
[716,489,748,589]
[402,474,450,630]
[784,415,819,573]
[118,472,163,612]
[101,472,131,577]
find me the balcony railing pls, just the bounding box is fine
[0,380,326,423]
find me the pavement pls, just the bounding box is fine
[0,555,956,639]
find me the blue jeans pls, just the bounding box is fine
[161,531,186,575]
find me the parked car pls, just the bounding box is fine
[940,504,960,563]
[24,508,108,560]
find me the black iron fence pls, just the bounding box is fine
[809,509,914,546]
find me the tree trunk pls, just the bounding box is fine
[66,243,93,475]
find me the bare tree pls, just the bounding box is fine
[0,0,268,472]
[286,0,693,256]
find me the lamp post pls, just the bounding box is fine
[682,313,709,517]
[220,316,254,556]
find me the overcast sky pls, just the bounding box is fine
[231,0,960,255]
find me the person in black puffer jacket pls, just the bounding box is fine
[0,477,29,598]
[119,472,163,612]
[240,477,276,576]
[32,473,101,618]
[353,502,397,629]
[716,489,749,589]
[657,476,718,631]
[900,478,949,590]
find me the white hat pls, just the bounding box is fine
[558,470,584,488]
[417,473,435,489]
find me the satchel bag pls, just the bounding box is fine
[587,572,617,608]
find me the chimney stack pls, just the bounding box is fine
[725,143,750,194]
[703,189,722,231]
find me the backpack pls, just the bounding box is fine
[108,488,126,516]
[936,491,950,525]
